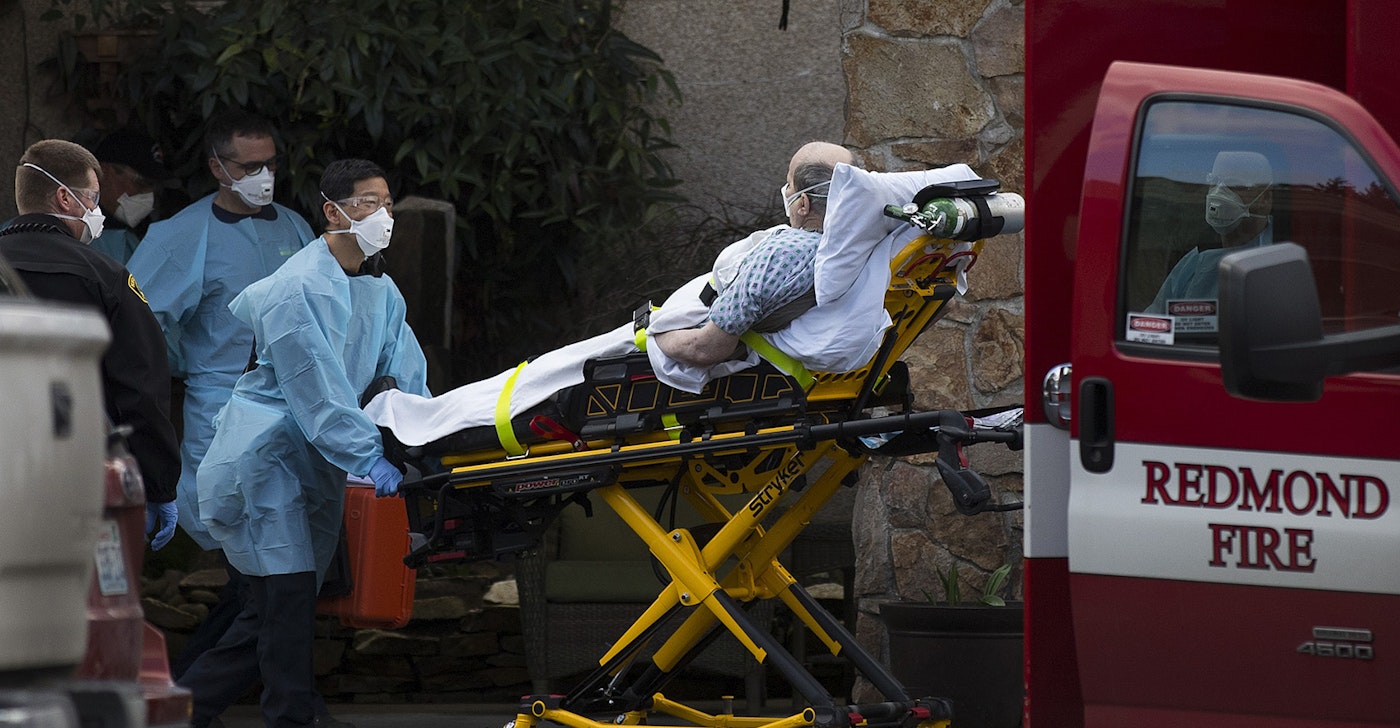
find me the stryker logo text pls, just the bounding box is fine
[747,452,806,519]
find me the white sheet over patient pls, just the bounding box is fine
[364,163,986,447]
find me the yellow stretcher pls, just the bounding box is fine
[390,179,1024,728]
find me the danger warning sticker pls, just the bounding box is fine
[1126,313,1174,345]
[1167,298,1218,333]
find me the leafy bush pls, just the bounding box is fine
[47,0,682,383]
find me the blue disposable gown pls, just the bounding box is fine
[196,239,429,579]
[1146,223,1272,314]
[90,226,141,266]
[128,196,314,548]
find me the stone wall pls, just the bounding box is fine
[837,0,1026,703]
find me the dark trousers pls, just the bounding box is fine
[179,570,319,728]
[172,553,249,680]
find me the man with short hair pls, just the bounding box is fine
[127,110,315,553]
[178,158,429,728]
[90,127,170,264]
[0,139,179,548]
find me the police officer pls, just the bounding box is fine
[0,139,179,548]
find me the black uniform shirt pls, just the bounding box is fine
[0,214,179,503]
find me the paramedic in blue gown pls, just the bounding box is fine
[1146,150,1274,314]
[178,158,429,728]
[654,140,857,366]
[127,110,316,554]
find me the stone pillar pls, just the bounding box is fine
[384,196,457,395]
[839,0,1026,703]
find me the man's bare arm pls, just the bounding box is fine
[652,322,742,368]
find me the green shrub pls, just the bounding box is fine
[47,0,682,383]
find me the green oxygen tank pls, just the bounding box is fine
[884,192,1025,241]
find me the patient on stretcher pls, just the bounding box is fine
[363,153,989,454]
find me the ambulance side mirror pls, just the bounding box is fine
[1219,242,1400,401]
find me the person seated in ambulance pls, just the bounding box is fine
[1146,150,1274,314]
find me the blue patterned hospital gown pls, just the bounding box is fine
[708,226,822,335]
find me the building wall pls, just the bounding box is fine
[838,2,1026,704]
[615,0,849,221]
[621,0,1027,703]
[0,1,88,219]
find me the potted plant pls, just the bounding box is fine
[880,564,1024,728]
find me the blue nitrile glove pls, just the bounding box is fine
[369,456,404,498]
[145,501,179,550]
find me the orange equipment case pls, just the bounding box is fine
[317,483,417,629]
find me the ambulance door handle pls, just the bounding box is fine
[1078,376,1114,473]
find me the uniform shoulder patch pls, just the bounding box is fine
[128,274,149,304]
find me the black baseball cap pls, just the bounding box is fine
[94,128,170,181]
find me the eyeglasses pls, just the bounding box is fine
[225,156,278,176]
[214,150,279,177]
[336,195,394,213]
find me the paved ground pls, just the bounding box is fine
[218,704,520,728]
[217,699,791,728]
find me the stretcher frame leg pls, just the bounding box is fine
[518,438,957,728]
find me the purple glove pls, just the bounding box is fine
[369,457,403,498]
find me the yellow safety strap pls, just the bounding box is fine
[633,303,660,352]
[740,331,815,390]
[495,360,529,457]
[661,413,681,440]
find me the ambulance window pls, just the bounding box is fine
[1122,100,1400,350]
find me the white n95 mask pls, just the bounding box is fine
[227,167,275,208]
[346,206,394,257]
[324,194,394,257]
[22,162,105,243]
[1204,183,1268,235]
[114,192,155,226]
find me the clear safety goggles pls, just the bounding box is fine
[336,195,394,214]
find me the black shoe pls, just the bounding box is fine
[314,715,357,728]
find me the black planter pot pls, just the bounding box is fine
[879,601,1024,728]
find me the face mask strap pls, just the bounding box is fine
[783,181,831,210]
[320,191,357,234]
[211,149,238,183]
[22,162,93,214]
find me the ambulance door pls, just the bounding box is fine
[1066,61,1400,727]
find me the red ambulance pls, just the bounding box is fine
[1023,1,1400,725]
